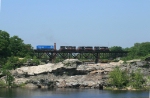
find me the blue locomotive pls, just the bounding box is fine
[36,45,54,50]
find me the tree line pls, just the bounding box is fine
[0,30,39,70]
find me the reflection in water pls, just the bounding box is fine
[0,88,149,98]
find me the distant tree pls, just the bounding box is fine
[109,46,124,59]
[125,42,150,60]
[0,30,10,55]
[110,46,123,51]
[0,30,10,65]
[3,56,19,70]
[9,36,24,56]
[9,36,33,57]
[20,44,34,57]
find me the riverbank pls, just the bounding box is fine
[0,59,150,90]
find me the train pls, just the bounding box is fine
[36,45,109,51]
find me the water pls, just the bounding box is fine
[0,88,149,98]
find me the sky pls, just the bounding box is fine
[0,0,150,49]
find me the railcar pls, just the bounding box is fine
[84,46,93,51]
[59,46,76,51]
[77,46,85,51]
[94,46,109,51]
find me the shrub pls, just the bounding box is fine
[0,79,6,87]
[109,66,128,88]
[2,70,14,87]
[129,69,145,89]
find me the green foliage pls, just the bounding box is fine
[0,30,35,69]
[3,57,19,70]
[110,46,123,51]
[108,67,145,89]
[124,42,150,60]
[0,79,6,87]
[9,36,33,57]
[0,30,10,65]
[2,70,14,87]
[31,57,40,65]
[109,66,128,88]
[0,30,10,55]
[129,69,144,89]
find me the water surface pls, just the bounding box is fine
[0,88,149,98]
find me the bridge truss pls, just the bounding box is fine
[33,50,128,63]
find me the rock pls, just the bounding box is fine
[90,70,102,74]
[14,78,29,85]
[63,59,82,65]
[6,59,150,89]
[57,80,66,88]
[24,83,38,88]
[126,59,141,63]
[145,57,150,61]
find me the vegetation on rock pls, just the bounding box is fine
[108,67,146,89]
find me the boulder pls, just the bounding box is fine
[14,78,29,85]
[24,83,38,88]
[126,59,141,63]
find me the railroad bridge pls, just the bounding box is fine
[33,50,128,63]
[33,43,128,63]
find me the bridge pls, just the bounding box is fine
[33,49,128,63]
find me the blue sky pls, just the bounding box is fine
[0,0,150,49]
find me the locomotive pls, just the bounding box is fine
[36,45,109,51]
[36,45,54,50]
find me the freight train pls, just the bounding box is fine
[36,45,109,51]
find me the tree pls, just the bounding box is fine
[3,56,19,70]
[0,30,10,57]
[9,36,33,57]
[0,30,10,65]
[110,46,123,51]
[124,42,150,60]
[9,36,24,57]
[2,70,14,87]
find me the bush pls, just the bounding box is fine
[2,70,14,87]
[129,69,145,89]
[108,67,145,89]
[109,66,128,88]
[0,79,6,87]
[31,57,40,65]
[2,57,19,70]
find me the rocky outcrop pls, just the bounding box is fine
[8,59,150,89]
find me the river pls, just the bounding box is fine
[0,88,149,98]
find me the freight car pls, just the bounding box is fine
[77,46,85,51]
[77,46,93,51]
[94,46,109,51]
[59,46,76,51]
[84,46,93,51]
[36,45,54,50]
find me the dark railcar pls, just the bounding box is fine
[94,46,109,51]
[59,46,76,51]
[84,46,93,51]
[77,46,85,51]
